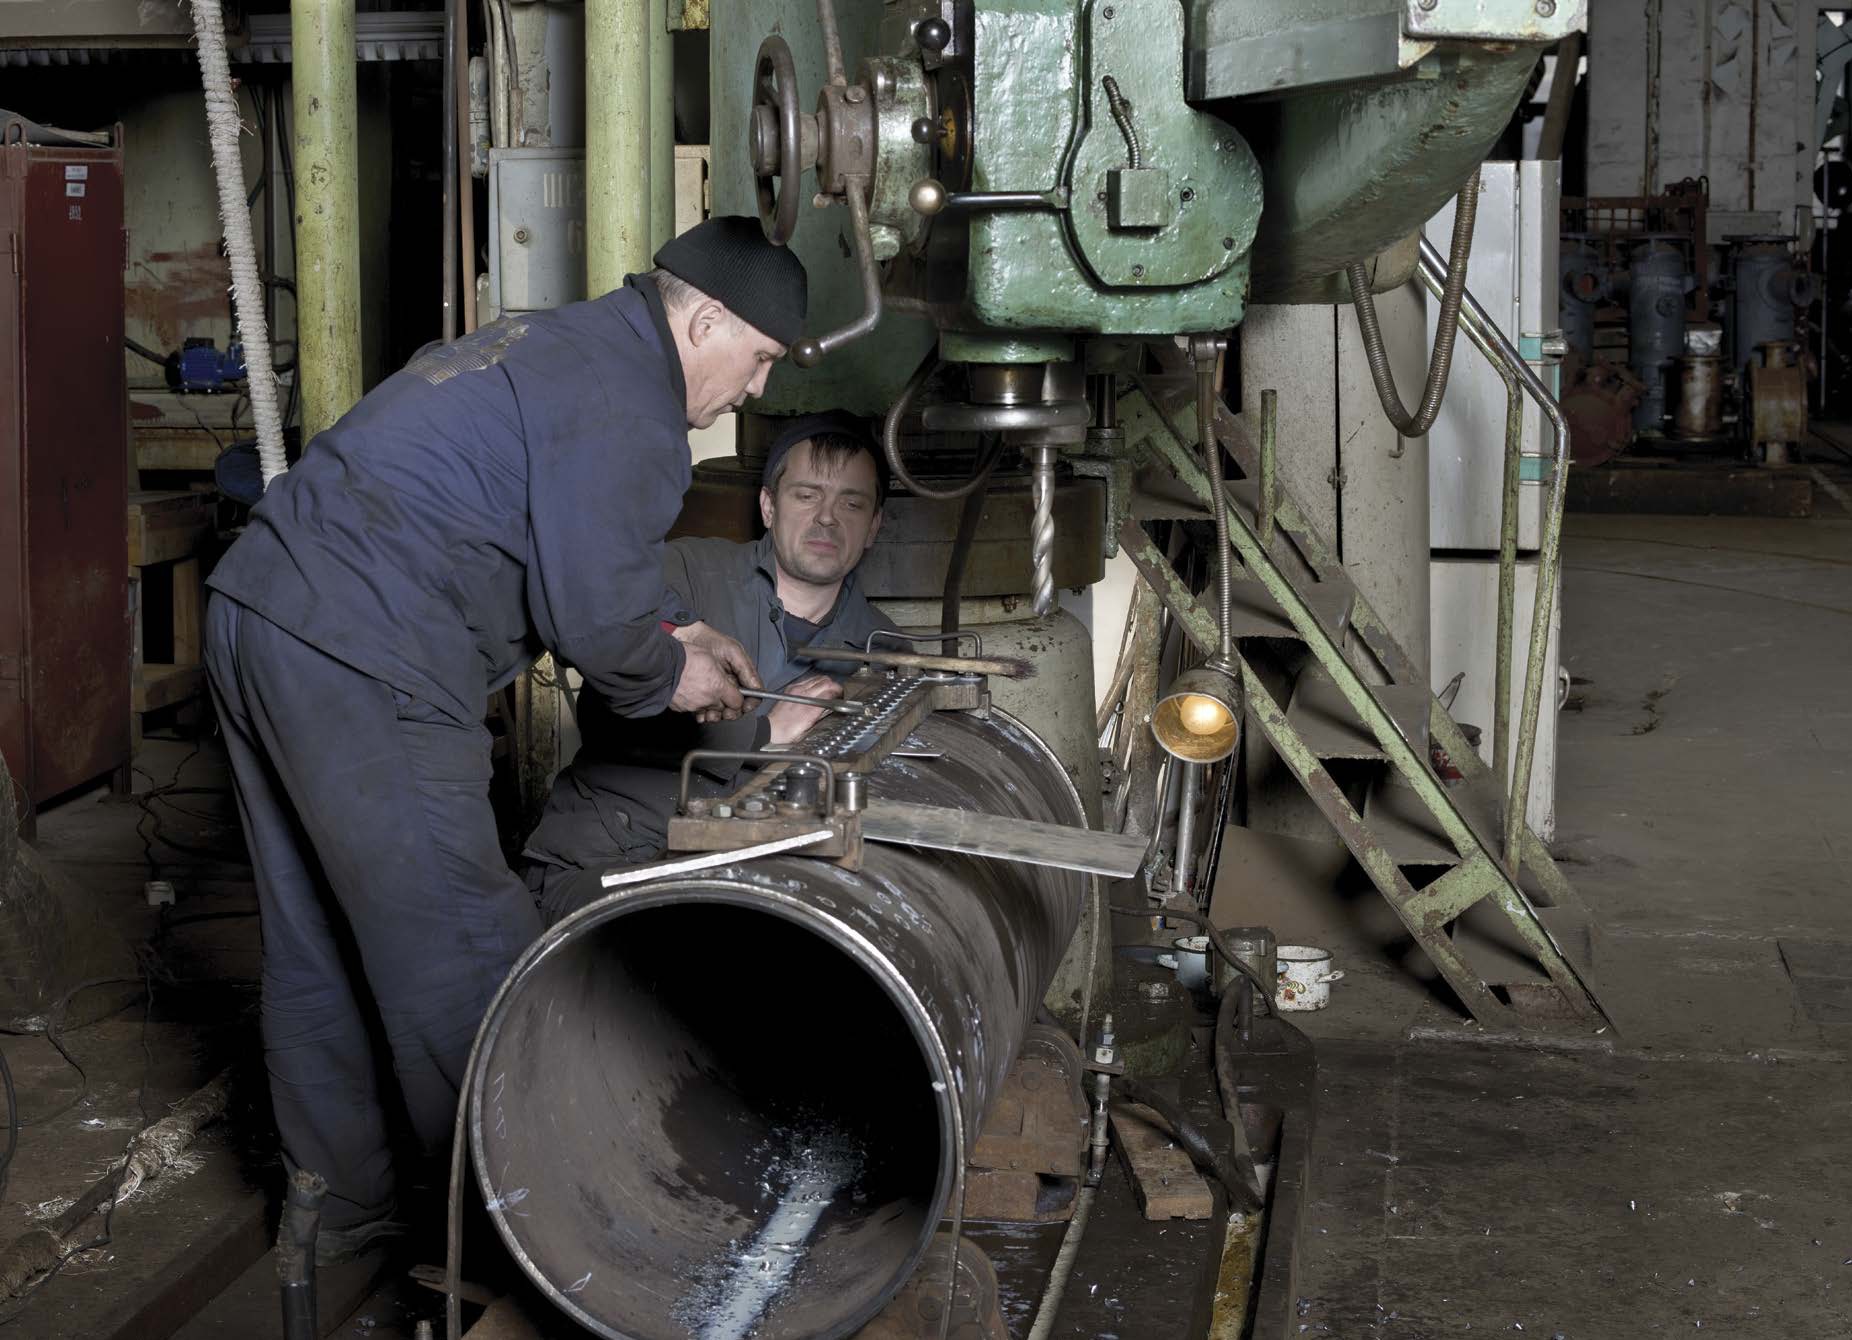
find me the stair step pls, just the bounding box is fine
[1225,577,1353,642]
[1363,778,1459,866]
[1129,466,1213,520]
[1454,900,1601,991]
[1286,669,1432,761]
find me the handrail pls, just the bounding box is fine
[1415,235,1571,875]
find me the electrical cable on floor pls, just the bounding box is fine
[1111,1074,1262,1212]
[1106,904,1274,1007]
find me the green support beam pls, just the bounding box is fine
[586,0,653,294]
[292,0,363,443]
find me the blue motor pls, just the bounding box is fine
[175,338,246,392]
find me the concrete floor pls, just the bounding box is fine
[1284,511,1852,1337]
[5,510,1850,1337]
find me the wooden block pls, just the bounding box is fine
[133,429,224,475]
[127,489,213,566]
[171,556,202,665]
[134,664,205,714]
[1110,1103,1214,1221]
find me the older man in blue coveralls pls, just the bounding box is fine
[203,216,803,1258]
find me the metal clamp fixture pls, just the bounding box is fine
[677,750,839,819]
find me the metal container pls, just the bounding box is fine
[0,128,131,824]
[1558,234,1606,365]
[1626,238,1690,434]
[1671,355,1725,439]
[1727,237,1813,376]
[469,707,1087,1340]
[1748,341,1807,466]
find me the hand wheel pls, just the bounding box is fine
[751,34,803,245]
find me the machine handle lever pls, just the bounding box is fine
[791,181,884,367]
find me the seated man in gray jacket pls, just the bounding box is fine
[523,413,895,920]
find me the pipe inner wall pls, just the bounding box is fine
[470,708,1087,1339]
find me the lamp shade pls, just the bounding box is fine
[1152,663,1241,763]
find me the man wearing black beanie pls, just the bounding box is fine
[201,216,806,1259]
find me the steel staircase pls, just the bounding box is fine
[1116,373,1609,1033]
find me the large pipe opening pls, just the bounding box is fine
[472,894,950,1340]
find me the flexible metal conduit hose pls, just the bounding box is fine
[1193,342,1234,660]
[1345,170,1482,441]
[884,353,998,502]
[188,0,288,485]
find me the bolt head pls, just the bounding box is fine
[1180,187,1195,203]
[1131,263,1145,278]
[1222,236,1235,250]
[1417,0,1438,9]
[1103,5,1115,17]
[845,84,867,104]
[1535,0,1555,14]
[512,227,530,244]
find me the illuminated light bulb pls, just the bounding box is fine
[1177,694,1230,736]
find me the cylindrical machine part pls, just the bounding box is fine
[1671,355,1725,439]
[470,708,1086,1340]
[1171,762,1202,898]
[1558,235,1605,366]
[1727,238,1810,376]
[1627,238,1690,434]
[290,0,363,443]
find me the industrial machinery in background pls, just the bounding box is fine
[1559,180,1818,468]
[451,3,1607,1339]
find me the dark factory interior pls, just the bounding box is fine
[0,2,1848,1338]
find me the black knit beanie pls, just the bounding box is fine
[653,216,808,347]
[762,411,888,500]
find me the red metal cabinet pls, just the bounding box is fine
[0,127,131,822]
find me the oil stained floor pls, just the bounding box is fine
[1268,508,1852,1338]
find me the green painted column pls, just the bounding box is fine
[291,0,363,442]
[650,0,676,248]
[586,0,653,294]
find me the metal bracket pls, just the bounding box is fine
[1404,0,1586,44]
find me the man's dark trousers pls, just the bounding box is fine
[204,594,541,1230]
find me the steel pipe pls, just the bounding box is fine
[1415,235,1570,873]
[586,0,652,293]
[290,0,362,441]
[469,708,1086,1340]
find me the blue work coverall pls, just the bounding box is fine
[203,276,693,1232]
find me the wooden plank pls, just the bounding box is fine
[134,664,205,713]
[1109,1104,1214,1221]
[134,432,223,475]
[171,557,202,666]
[128,490,213,566]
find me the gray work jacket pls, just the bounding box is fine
[522,532,894,895]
